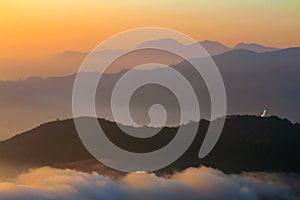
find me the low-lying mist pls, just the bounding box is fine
[0,166,299,200]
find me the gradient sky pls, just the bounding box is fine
[0,0,299,60]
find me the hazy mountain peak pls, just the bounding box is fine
[137,38,184,49]
[234,42,278,53]
[199,40,228,47]
[196,40,230,55]
[137,38,231,57]
[25,76,44,82]
[58,50,87,57]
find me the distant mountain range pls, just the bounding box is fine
[0,115,299,178]
[0,39,281,80]
[137,38,278,55]
[51,39,278,74]
[1,47,300,139]
[233,42,279,53]
[56,39,278,59]
[137,38,231,56]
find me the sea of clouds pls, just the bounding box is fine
[0,166,299,200]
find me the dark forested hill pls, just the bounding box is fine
[0,115,299,178]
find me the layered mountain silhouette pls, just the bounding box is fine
[137,38,230,56]
[198,40,230,55]
[0,115,299,178]
[0,39,279,80]
[233,42,279,53]
[51,39,279,73]
[1,47,300,139]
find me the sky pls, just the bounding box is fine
[0,0,300,61]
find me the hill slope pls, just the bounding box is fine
[0,115,299,177]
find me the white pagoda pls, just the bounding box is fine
[260,109,270,118]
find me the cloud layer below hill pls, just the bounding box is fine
[0,166,299,200]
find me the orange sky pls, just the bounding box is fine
[1,0,300,59]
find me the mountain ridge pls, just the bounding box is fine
[1,47,300,140]
[234,42,279,53]
[0,115,299,178]
[57,39,278,58]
